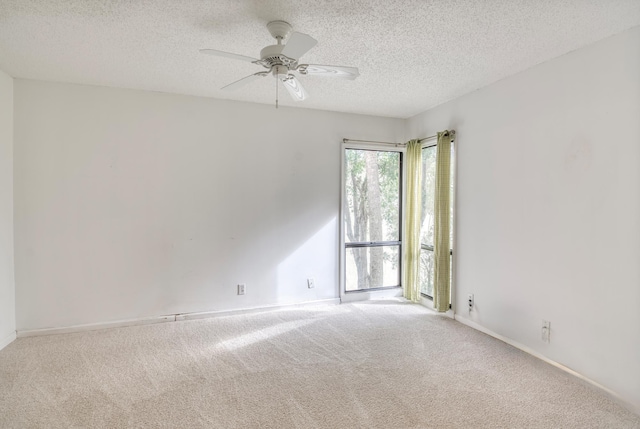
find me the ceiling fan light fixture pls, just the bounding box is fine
[200,20,359,105]
[272,65,288,78]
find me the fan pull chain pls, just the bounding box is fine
[276,77,279,109]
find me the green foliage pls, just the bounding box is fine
[345,149,400,288]
[377,152,400,241]
[344,150,400,243]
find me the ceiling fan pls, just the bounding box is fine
[200,21,359,107]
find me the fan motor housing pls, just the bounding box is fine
[259,45,297,69]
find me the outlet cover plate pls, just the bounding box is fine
[542,320,551,342]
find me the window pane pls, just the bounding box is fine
[420,249,434,297]
[344,149,400,243]
[346,245,400,291]
[420,146,436,246]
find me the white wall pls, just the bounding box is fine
[11,25,639,411]
[0,69,16,350]
[407,27,640,410]
[13,80,405,331]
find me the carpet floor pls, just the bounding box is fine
[0,301,638,428]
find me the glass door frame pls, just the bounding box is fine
[420,140,437,299]
[339,141,406,300]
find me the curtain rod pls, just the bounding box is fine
[341,138,404,146]
[420,130,456,143]
[343,130,455,146]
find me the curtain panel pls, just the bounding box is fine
[433,131,453,312]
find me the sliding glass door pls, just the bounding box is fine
[420,145,437,297]
[343,148,402,291]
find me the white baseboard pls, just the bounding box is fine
[16,298,341,338]
[175,298,341,321]
[455,315,639,416]
[0,331,17,351]
[18,315,175,338]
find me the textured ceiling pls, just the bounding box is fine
[1,1,639,118]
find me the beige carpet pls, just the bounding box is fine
[0,301,638,428]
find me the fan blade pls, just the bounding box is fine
[200,49,258,63]
[281,75,308,101]
[222,72,268,91]
[300,64,360,80]
[281,32,317,59]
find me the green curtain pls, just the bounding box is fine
[403,140,422,302]
[433,131,453,312]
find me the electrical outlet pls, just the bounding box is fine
[542,320,551,342]
[237,284,246,295]
[307,278,315,289]
[468,294,474,312]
